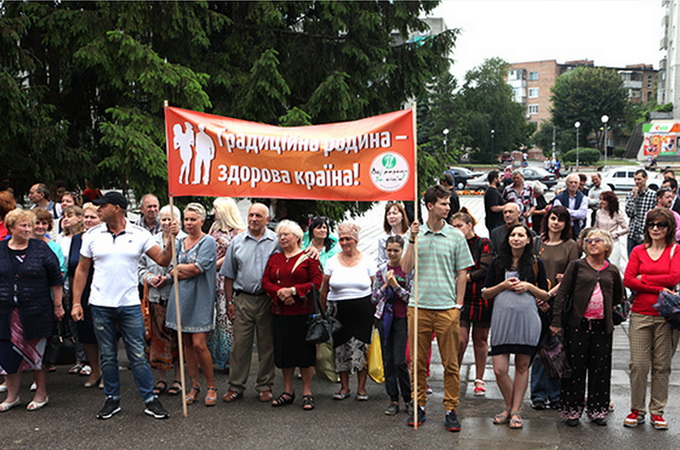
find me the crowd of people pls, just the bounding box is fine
[0,169,679,435]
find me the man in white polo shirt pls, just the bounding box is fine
[71,191,177,420]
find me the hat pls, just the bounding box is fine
[92,191,128,209]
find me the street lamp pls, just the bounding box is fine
[443,128,449,154]
[601,115,609,169]
[574,121,581,170]
[490,129,495,154]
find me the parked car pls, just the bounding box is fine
[444,167,483,190]
[519,167,557,189]
[600,166,663,191]
[466,173,489,190]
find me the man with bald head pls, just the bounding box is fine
[489,202,539,256]
[135,194,161,235]
[219,203,279,403]
[553,173,588,238]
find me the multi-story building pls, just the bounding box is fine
[659,0,680,118]
[507,60,658,125]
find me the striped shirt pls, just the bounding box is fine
[408,222,474,310]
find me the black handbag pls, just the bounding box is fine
[305,286,333,344]
[44,320,77,366]
[612,296,631,325]
[561,260,580,328]
[539,333,572,379]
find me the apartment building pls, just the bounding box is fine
[507,60,658,125]
[659,0,680,118]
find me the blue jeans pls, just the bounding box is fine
[91,305,154,402]
[530,354,561,404]
[378,316,411,403]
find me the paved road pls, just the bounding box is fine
[3,196,680,449]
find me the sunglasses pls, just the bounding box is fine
[646,221,669,229]
[585,237,603,244]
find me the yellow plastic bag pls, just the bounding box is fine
[367,328,384,383]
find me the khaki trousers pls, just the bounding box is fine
[408,307,461,411]
[228,292,275,393]
[628,312,679,415]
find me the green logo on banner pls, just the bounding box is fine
[382,154,397,169]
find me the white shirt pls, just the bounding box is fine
[324,254,375,301]
[81,220,156,308]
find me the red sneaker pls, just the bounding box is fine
[651,414,669,430]
[624,410,645,427]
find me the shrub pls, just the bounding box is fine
[612,147,626,158]
[562,147,601,165]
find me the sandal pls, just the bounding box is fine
[509,411,523,429]
[474,379,486,397]
[205,387,218,407]
[493,409,510,425]
[185,386,200,405]
[222,389,243,403]
[167,380,182,396]
[68,363,84,375]
[272,392,295,407]
[153,380,168,396]
[79,365,92,377]
[302,394,315,411]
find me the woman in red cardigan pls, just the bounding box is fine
[623,208,680,430]
[263,220,322,411]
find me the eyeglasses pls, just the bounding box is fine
[585,237,603,244]
[646,221,669,229]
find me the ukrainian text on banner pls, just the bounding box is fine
[165,106,415,201]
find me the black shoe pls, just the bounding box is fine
[144,398,169,419]
[405,401,414,416]
[566,418,580,427]
[549,400,560,409]
[97,397,121,420]
[592,418,607,426]
[407,406,426,427]
[445,410,462,432]
[384,403,399,416]
[531,399,546,410]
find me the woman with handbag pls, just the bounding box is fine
[481,223,549,429]
[623,208,680,430]
[0,209,64,412]
[138,205,186,396]
[549,229,624,427]
[371,235,413,416]
[165,203,218,407]
[262,220,322,410]
[321,222,375,402]
[530,205,578,411]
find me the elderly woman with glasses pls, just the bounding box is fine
[549,229,624,427]
[623,208,680,430]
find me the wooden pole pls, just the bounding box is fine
[165,100,188,418]
[411,104,420,430]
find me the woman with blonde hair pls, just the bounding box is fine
[166,203,218,406]
[207,198,245,373]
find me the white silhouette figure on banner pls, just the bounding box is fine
[173,122,194,184]
[192,124,215,185]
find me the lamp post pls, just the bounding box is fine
[490,129,495,155]
[574,121,581,170]
[443,128,449,155]
[601,115,609,169]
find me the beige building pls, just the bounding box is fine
[507,59,658,125]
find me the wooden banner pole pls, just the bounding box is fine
[165,100,188,418]
[411,104,420,430]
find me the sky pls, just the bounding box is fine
[429,0,664,82]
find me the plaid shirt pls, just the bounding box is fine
[503,183,536,227]
[625,187,657,242]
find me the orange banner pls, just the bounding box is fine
[164,107,415,201]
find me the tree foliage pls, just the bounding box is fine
[456,57,531,163]
[550,67,628,150]
[0,1,455,220]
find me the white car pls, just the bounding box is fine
[600,166,663,191]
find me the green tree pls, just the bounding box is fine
[532,120,579,156]
[0,1,455,221]
[550,67,628,149]
[456,57,530,162]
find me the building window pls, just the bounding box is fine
[528,104,539,115]
[529,71,539,81]
[528,87,539,98]
[647,76,653,88]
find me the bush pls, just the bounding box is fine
[612,147,626,158]
[562,148,601,165]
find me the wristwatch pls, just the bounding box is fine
[291,286,297,296]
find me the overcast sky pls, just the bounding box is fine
[430,0,664,82]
